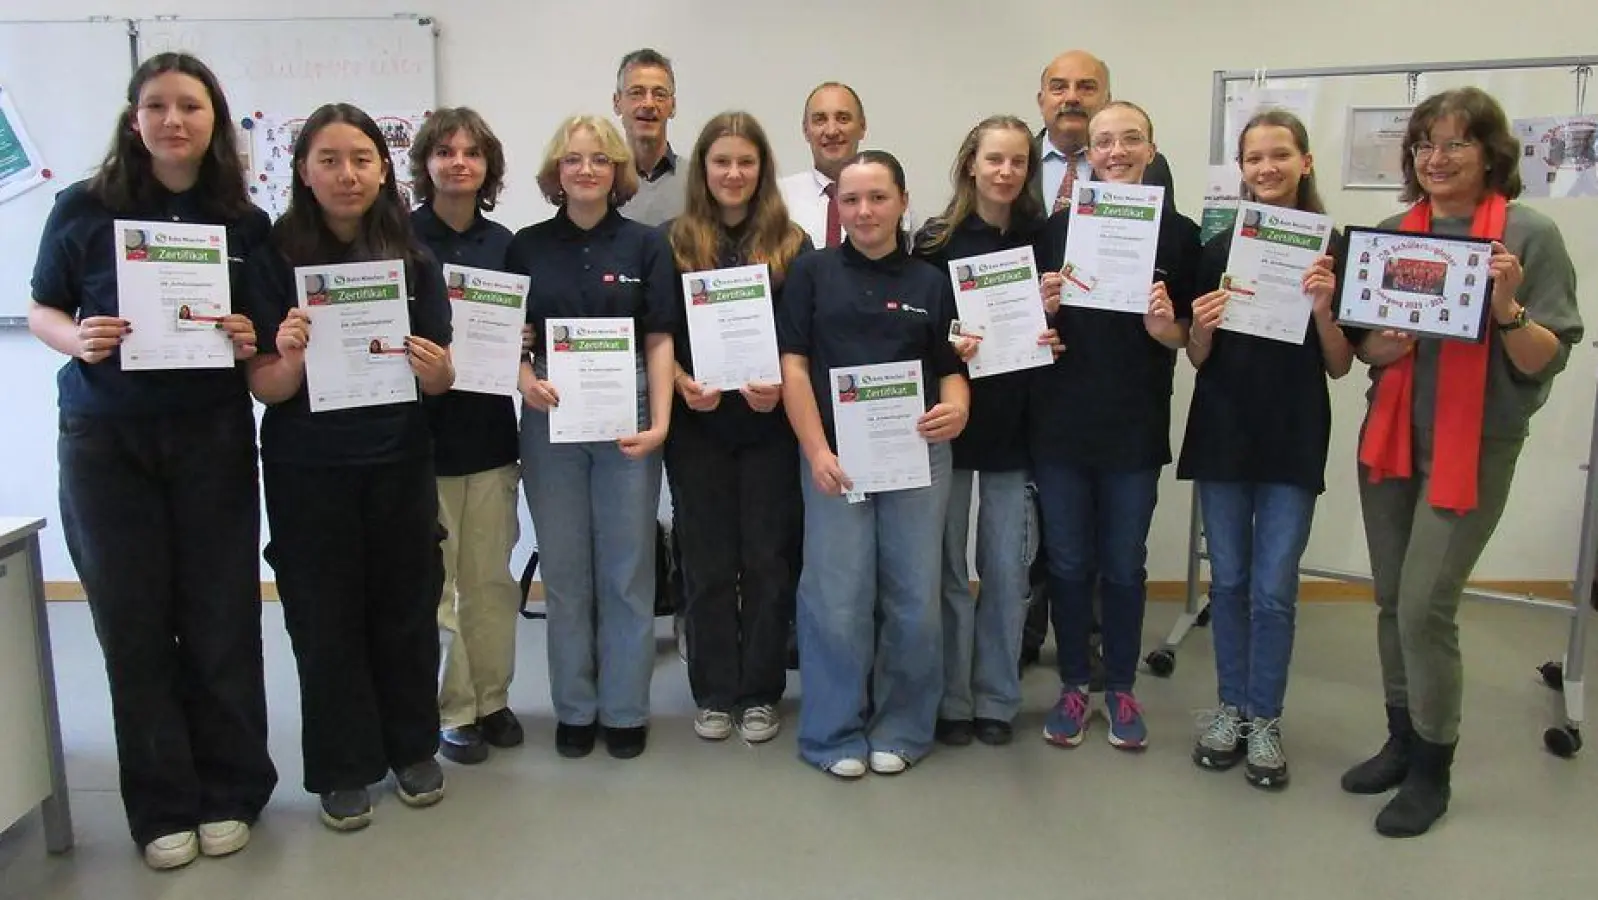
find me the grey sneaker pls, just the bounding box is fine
[1192,704,1245,771]
[319,788,372,832]
[737,705,781,743]
[694,709,733,741]
[394,759,446,807]
[1245,717,1289,790]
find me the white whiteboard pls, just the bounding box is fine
[0,19,134,325]
[134,16,438,118]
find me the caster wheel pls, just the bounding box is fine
[1195,608,1212,628]
[1145,648,1176,677]
[1544,726,1583,758]
[1539,662,1565,692]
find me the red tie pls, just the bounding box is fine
[824,182,842,248]
[1052,158,1078,215]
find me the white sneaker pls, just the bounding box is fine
[824,758,867,779]
[737,705,781,743]
[694,709,733,740]
[143,831,199,870]
[868,751,909,775]
[198,820,250,857]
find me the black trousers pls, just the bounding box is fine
[58,405,276,846]
[664,419,801,712]
[263,455,442,793]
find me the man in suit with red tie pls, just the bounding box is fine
[1033,50,1175,214]
[778,82,868,249]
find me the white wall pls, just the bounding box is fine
[2,0,1593,583]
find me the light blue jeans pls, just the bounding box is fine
[796,441,952,769]
[1198,481,1317,719]
[940,469,1033,722]
[520,358,661,728]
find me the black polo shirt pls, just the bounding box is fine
[913,213,1046,472]
[411,204,519,476]
[1176,229,1363,493]
[777,241,962,452]
[668,218,813,448]
[505,207,677,360]
[245,244,452,466]
[1030,205,1201,471]
[30,180,270,418]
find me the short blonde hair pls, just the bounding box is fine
[535,116,638,207]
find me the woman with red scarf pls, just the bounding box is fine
[1344,87,1581,838]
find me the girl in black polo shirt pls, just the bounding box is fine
[664,112,810,745]
[245,103,455,832]
[1178,110,1355,790]
[1031,102,1199,752]
[506,116,677,761]
[912,115,1062,748]
[27,52,275,870]
[779,150,970,778]
[406,108,526,766]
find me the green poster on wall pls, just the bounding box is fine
[0,85,48,204]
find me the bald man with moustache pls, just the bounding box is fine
[1033,49,1174,214]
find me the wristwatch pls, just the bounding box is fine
[1495,304,1529,332]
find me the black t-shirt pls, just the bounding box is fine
[245,242,452,466]
[912,213,1046,472]
[505,207,677,361]
[30,180,270,417]
[1176,229,1364,493]
[668,218,812,448]
[777,241,963,452]
[411,204,518,476]
[1030,204,1201,471]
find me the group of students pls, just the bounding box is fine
[26,45,1581,872]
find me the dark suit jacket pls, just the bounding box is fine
[1032,129,1175,208]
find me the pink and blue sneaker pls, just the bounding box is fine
[1043,686,1091,747]
[1105,690,1148,750]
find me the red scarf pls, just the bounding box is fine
[1357,193,1506,514]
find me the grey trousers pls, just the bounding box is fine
[1358,427,1523,744]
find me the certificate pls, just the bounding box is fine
[297,260,416,412]
[1335,227,1493,342]
[0,84,49,205]
[1344,106,1411,190]
[682,264,782,391]
[946,246,1052,378]
[1200,164,1242,244]
[545,318,637,443]
[1060,183,1164,315]
[114,220,235,371]
[1217,202,1333,344]
[444,264,528,398]
[830,360,930,495]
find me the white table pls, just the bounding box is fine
[0,518,71,854]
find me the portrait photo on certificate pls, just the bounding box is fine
[1334,226,1493,342]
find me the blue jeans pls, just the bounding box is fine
[796,441,952,769]
[520,402,661,729]
[940,469,1032,722]
[1198,481,1316,718]
[1033,462,1160,692]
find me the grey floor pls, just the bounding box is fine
[3,599,1597,900]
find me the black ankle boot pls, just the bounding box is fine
[1341,705,1412,794]
[1375,737,1455,838]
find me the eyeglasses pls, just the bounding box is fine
[1089,134,1149,152]
[559,153,614,171]
[1411,140,1475,160]
[623,86,673,103]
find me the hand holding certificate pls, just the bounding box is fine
[545,318,638,443]
[830,360,931,496]
[1059,184,1165,315]
[1217,202,1334,344]
[1334,226,1493,341]
[297,260,417,412]
[946,247,1053,378]
[682,264,783,392]
[444,264,529,398]
[115,220,236,371]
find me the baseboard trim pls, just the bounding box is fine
[43,579,1577,604]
